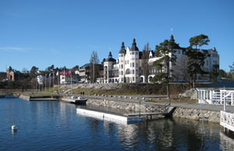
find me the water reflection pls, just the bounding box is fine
[112,118,223,150]
[220,132,234,151]
[76,104,234,150]
[11,129,17,135]
[1,98,234,151]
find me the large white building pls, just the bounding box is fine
[103,36,220,83]
[119,39,140,83]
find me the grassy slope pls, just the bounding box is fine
[72,83,190,96]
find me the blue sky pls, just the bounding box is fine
[0,0,234,72]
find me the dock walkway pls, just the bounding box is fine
[61,97,87,105]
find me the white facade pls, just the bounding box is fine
[119,39,140,83]
[60,75,66,84]
[103,52,117,83]
[103,36,220,84]
[36,75,44,85]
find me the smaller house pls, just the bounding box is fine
[6,66,15,81]
[197,81,234,105]
[37,75,44,85]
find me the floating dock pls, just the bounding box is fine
[76,108,142,125]
[124,112,169,120]
[62,98,87,105]
[19,94,59,101]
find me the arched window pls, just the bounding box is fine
[125,69,130,74]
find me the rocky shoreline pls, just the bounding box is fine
[16,93,221,123]
[87,98,220,123]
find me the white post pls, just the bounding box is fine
[220,90,222,105]
[231,92,234,106]
[224,90,226,112]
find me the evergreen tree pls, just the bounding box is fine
[229,62,234,80]
[186,34,210,88]
[153,37,178,104]
[210,64,219,82]
[30,66,39,78]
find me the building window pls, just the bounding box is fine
[121,71,123,75]
[212,54,218,57]
[213,60,217,65]
[133,77,134,81]
[136,52,138,55]
[132,70,134,74]
[126,69,130,74]
[132,63,134,67]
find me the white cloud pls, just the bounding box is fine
[0,47,29,52]
[0,46,62,54]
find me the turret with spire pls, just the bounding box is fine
[119,42,126,54]
[130,38,139,51]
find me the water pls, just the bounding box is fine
[0,98,233,151]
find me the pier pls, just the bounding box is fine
[77,108,142,125]
[61,97,87,105]
[19,94,59,101]
[124,112,169,120]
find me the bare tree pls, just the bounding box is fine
[90,51,100,83]
[173,54,188,81]
[141,43,150,83]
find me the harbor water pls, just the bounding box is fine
[0,98,233,151]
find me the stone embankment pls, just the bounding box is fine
[87,98,220,123]
[87,99,165,112]
[172,107,220,123]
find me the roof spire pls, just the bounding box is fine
[170,29,175,43]
[108,51,112,58]
[119,41,126,54]
[131,38,139,51]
